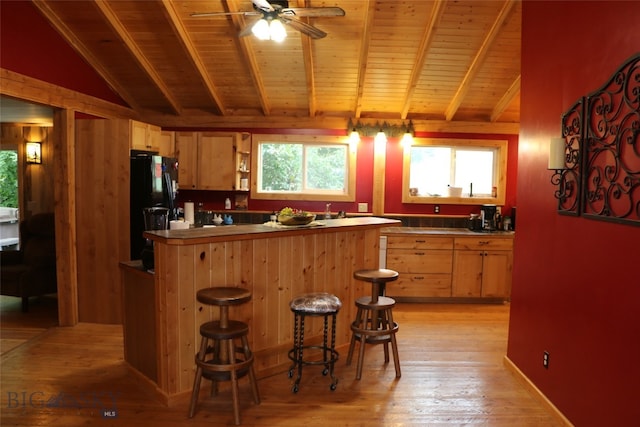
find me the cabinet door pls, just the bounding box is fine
[452,250,483,297]
[130,120,148,151]
[147,124,161,152]
[197,132,236,190]
[158,130,175,158]
[175,132,198,189]
[481,250,513,298]
[130,120,160,152]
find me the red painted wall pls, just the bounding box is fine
[508,2,640,425]
[0,1,125,105]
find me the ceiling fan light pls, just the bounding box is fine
[251,18,270,40]
[269,19,287,42]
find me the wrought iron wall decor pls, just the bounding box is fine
[553,53,640,226]
[553,98,584,216]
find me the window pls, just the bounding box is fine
[251,134,356,202]
[403,138,507,205]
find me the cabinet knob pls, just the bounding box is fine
[414,252,425,255]
[415,239,426,243]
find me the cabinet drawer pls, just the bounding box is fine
[454,237,513,251]
[387,236,453,250]
[387,249,452,273]
[387,274,452,298]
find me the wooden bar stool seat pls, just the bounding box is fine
[188,287,260,425]
[347,269,401,380]
[287,292,342,393]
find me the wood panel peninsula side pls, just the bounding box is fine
[120,217,400,404]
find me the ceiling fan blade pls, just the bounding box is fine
[281,17,327,39]
[281,7,345,18]
[191,11,260,17]
[238,15,263,37]
[252,0,275,13]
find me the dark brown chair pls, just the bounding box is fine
[0,212,57,312]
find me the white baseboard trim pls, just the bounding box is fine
[503,355,574,427]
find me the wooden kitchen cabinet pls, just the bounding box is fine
[175,131,241,190]
[386,236,454,298]
[158,130,175,157]
[452,237,513,299]
[130,120,161,152]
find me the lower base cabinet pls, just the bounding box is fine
[385,232,513,301]
[386,236,453,298]
[452,237,513,299]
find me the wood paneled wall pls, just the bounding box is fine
[75,119,130,324]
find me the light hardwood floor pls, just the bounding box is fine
[0,301,562,426]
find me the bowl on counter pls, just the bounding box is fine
[278,213,316,226]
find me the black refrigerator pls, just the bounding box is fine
[130,154,178,260]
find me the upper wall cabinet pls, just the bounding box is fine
[175,131,241,191]
[158,130,175,158]
[130,120,161,153]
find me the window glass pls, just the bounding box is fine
[252,135,356,202]
[403,138,507,205]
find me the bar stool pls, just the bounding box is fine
[188,287,260,425]
[347,269,401,380]
[288,292,342,393]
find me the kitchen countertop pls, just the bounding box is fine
[144,216,401,245]
[381,226,515,237]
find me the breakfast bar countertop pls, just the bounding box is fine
[144,216,401,245]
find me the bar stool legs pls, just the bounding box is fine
[287,292,342,392]
[347,296,401,379]
[188,287,260,425]
[347,269,401,380]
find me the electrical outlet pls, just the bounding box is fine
[543,351,550,369]
[358,203,368,213]
[434,205,440,214]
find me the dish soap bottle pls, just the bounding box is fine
[224,198,231,210]
[324,203,332,219]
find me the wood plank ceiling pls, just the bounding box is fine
[31,0,521,130]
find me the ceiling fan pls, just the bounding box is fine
[191,0,345,40]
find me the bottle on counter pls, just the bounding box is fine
[324,203,332,219]
[225,198,231,209]
[195,202,204,227]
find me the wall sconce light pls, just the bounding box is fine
[548,137,567,199]
[251,17,287,42]
[346,119,415,146]
[26,142,42,164]
[548,137,567,171]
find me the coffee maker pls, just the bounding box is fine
[480,204,497,232]
[140,207,169,270]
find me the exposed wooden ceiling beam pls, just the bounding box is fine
[298,0,316,118]
[31,1,142,112]
[226,0,271,116]
[444,0,516,121]
[94,0,182,115]
[491,75,520,122]
[353,0,375,119]
[160,0,225,115]
[401,0,447,120]
[144,108,519,134]
[1,68,138,120]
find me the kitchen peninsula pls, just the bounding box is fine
[120,217,399,404]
